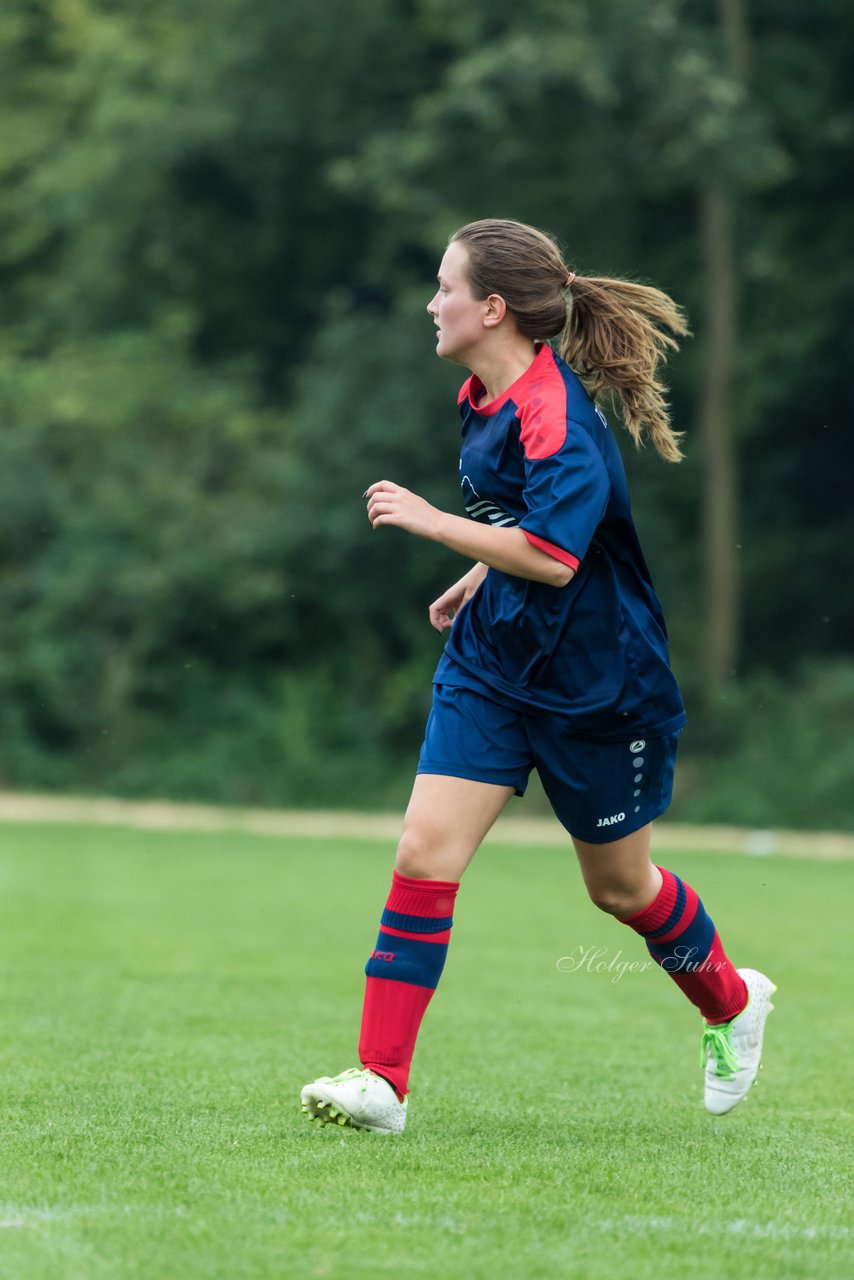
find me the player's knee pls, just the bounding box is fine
[586,881,645,918]
[394,825,451,880]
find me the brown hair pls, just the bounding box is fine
[450,218,689,462]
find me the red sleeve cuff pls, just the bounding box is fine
[522,531,580,571]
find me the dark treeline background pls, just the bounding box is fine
[1,0,852,827]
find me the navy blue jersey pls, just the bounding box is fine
[434,344,686,739]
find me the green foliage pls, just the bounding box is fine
[675,663,854,830]
[0,336,296,795]
[0,0,851,824]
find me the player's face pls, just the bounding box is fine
[427,241,489,366]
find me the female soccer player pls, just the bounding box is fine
[300,218,775,1134]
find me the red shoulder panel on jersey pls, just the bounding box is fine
[516,348,568,460]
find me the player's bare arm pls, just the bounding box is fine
[364,479,573,588]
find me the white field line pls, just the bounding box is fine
[0,790,852,860]
[3,1203,848,1244]
[600,1214,852,1242]
[0,1203,192,1230]
[0,1204,93,1230]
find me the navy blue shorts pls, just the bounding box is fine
[417,683,679,844]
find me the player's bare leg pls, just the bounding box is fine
[300,774,514,1131]
[394,773,516,881]
[571,823,661,918]
[573,824,774,1114]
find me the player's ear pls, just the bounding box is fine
[483,293,507,328]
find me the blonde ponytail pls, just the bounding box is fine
[560,275,689,463]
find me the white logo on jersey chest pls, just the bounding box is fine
[460,475,518,528]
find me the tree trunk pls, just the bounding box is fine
[696,0,750,691]
[719,0,751,79]
[698,178,740,687]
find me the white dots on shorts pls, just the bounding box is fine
[633,789,641,797]
[634,773,642,783]
[634,805,641,813]
[632,757,644,768]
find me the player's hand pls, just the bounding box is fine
[428,563,488,633]
[364,480,443,540]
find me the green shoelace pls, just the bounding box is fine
[701,1023,740,1080]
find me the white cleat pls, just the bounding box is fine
[702,968,777,1115]
[300,1067,408,1134]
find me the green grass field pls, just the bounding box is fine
[0,821,852,1279]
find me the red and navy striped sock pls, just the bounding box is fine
[358,870,459,1098]
[619,866,748,1023]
